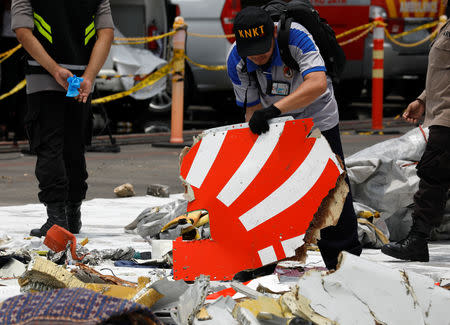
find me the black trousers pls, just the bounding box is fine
[413,125,450,236]
[26,91,92,204]
[317,124,362,269]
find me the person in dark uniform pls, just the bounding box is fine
[11,0,114,237]
[226,7,361,270]
[382,4,450,262]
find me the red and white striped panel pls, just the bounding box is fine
[174,117,344,281]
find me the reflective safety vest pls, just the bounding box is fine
[27,0,102,76]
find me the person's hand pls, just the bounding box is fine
[52,66,73,91]
[76,77,93,103]
[402,99,425,124]
[248,104,281,135]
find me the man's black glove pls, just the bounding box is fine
[248,104,281,135]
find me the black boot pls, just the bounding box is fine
[381,232,429,262]
[66,201,82,234]
[30,202,68,237]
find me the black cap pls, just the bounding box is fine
[233,6,274,57]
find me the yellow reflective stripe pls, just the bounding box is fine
[85,28,95,45]
[385,0,398,18]
[85,21,95,45]
[85,21,95,36]
[33,12,51,34]
[372,69,384,78]
[34,19,52,43]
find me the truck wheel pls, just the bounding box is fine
[148,90,171,113]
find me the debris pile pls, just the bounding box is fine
[347,127,450,246]
[0,122,449,324]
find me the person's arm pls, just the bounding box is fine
[77,27,114,103]
[15,27,73,89]
[245,103,262,122]
[402,99,425,124]
[272,71,327,114]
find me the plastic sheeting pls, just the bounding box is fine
[346,127,450,245]
[101,29,167,100]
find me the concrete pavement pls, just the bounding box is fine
[0,118,415,206]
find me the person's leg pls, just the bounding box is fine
[317,124,362,269]
[27,92,68,237]
[63,96,92,233]
[382,126,450,261]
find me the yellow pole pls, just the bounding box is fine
[170,17,187,144]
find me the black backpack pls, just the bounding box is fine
[261,0,346,83]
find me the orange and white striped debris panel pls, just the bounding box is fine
[175,117,348,281]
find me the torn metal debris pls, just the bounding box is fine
[175,118,348,280]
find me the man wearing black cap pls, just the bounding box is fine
[226,6,361,270]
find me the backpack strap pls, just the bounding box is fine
[242,58,262,111]
[277,13,300,72]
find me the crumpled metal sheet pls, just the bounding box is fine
[48,246,136,266]
[125,199,188,240]
[346,127,450,242]
[174,275,210,325]
[192,296,238,325]
[283,251,450,325]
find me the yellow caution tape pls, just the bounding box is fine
[0,44,22,64]
[339,25,375,46]
[336,22,375,39]
[172,49,185,73]
[385,27,438,47]
[185,55,226,71]
[187,32,234,39]
[0,79,26,101]
[391,20,439,39]
[92,63,171,104]
[92,49,186,104]
[113,30,176,45]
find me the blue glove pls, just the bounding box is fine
[66,75,84,97]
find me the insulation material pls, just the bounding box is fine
[282,252,450,325]
[233,296,290,320]
[132,284,165,308]
[346,126,450,243]
[175,118,348,281]
[18,257,87,292]
[86,283,139,299]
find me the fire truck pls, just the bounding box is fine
[313,0,447,105]
[175,0,447,115]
